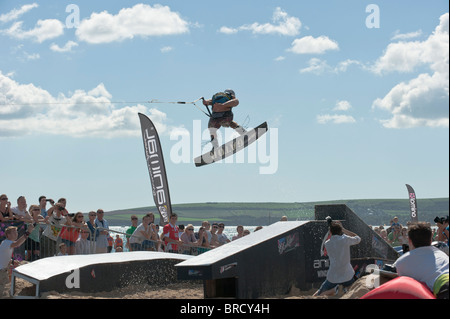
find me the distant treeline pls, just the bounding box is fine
[105,198,449,226]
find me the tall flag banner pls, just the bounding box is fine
[406,184,419,222]
[138,113,172,225]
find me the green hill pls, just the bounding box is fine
[105,198,448,227]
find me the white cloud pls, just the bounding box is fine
[75,4,189,44]
[333,100,352,111]
[372,12,449,128]
[335,59,366,72]
[372,13,448,75]
[24,52,40,60]
[316,114,356,125]
[0,71,171,138]
[372,71,449,128]
[0,3,38,23]
[160,46,173,53]
[391,29,423,41]
[316,100,355,125]
[219,26,238,35]
[288,35,339,54]
[50,40,78,53]
[300,58,367,74]
[2,19,64,43]
[219,7,301,36]
[299,58,330,74]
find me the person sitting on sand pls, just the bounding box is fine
[394,222,449,299]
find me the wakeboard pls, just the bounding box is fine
[194,122,268,167]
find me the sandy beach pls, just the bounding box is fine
[2,272,374,299]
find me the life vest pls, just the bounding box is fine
[211,92,233,118]
[212,92,233,105]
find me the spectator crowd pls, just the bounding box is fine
[1,193,266,277]
[372,215,449,253]
[1,194,448,299]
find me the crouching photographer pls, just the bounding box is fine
[313,217,361,296]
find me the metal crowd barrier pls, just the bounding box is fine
[1,220,214,268]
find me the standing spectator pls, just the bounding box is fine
[232,225,244,241]
[1,224,34,276]
[210,223,220,247]
[217,223,230,245]
[25,205,45,261]
[446,224,450,246]
[43,198,67,224]
[0,194,13,222]
[40,202,66,258]
[11,196,32,222]
[314,221,361,296]
[178,224,185,238]
[394,222,449,299]
[114,235,123,251]
[38,196,54,219]
[75,229,91,255]
[379,229,388,242]
[180,224,196,243]
[130,214,157,251]
[163,213,181,253]
[400,227,409,245]
[86,211,98,253]
[107,235,113,253]
[126,215,138,251]
[60,212,87,255]
[155,225,163,251]
[196,227,210,254]
[57,243,68,256]
[388,224,403,247]
[436,216,449,244]
[201,221,212,243]
[94,209,109,254]
[180,224,198,254]
[391,216,400,228]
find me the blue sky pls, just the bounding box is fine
[0,1,448,214]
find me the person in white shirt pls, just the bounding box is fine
[394,222,449,299]
[314,220,361,296]
[217,223,230,245]
[94,209,109,253]
[11,196,32,222]
[1,224,34,270]
[75,229,92,254]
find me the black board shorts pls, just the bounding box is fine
[208,111,234,129]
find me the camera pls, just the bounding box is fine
[326,216,332,226]
[57,205,65,211]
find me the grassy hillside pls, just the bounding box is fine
[105,198,448,226]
